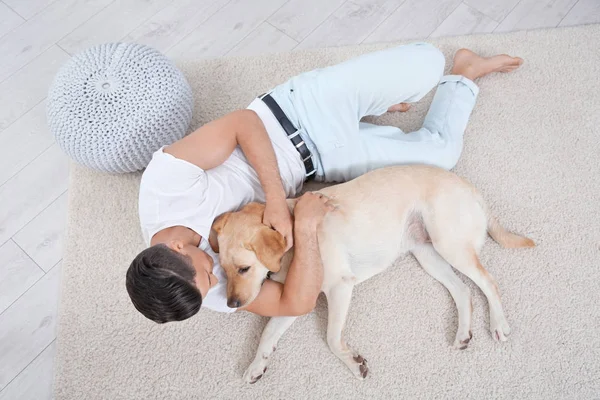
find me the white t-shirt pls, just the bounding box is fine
[138,98,305,313]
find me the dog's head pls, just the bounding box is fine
[210,203,287,308]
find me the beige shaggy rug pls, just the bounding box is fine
[55,25,600,399]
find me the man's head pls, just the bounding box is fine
[126,239,218,323]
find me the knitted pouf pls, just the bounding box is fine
[47,43,193,173]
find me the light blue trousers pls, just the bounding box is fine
[270,43,479,183]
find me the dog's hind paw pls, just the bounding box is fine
[491,320,510,343]
[348,354,368,380]
[453,330,473,350]
[243,363,268,384]
[490,316,510,343]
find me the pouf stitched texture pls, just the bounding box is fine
[47,42,194,173]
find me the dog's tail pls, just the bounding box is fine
[487,215,535,248]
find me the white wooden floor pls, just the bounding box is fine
[0,0,598,398]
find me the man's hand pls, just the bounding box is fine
[294,192,334,230]
[263,199,294,251]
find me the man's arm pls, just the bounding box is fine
[240,193,332,317]
[165,110,293,247]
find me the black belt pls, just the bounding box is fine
[260,93,316,179]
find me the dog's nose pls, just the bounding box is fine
[227,298,241,308]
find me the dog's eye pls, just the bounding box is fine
[238,266,250,274]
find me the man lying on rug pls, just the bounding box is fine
[126,44,523,322]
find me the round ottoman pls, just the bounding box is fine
[47,43,194,173]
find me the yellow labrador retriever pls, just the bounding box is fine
[211,165,534,383]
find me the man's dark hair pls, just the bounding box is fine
[126,244,202,323]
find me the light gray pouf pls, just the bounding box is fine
[47,43,193,173]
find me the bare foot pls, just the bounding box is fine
[387,103,411,113]
[452,48,523,81]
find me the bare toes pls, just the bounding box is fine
[492,55,523,72]
[499,58,523,72]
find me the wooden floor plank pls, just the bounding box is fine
[560,0,600,26]
[58,0,173,55]
[0,0,113,82]
[0,45,69,131]
[0,265,60,390]
[167,0,289,59]
[13,192,68,272]
[0,342,56,400]
[124,0,230,53]
[0,144,69,245]
[297,0,400,49]
[364,0,462,42]
[228,22,298,56]
[268,0,346,41]
[496,0,578,32]
[431,2,499,38]
[0,240,44,315]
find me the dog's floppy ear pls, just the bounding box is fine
[246,227,286,273]
[209,213,230,253]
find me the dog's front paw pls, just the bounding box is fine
[243,362,268,384]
